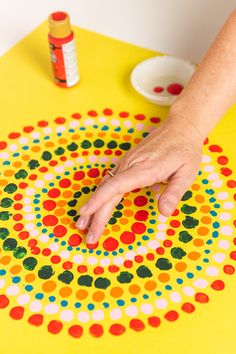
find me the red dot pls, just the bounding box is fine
[108,265,119,273]
[134,114,145,121]
[28,239,37,247]
[109,323,126,335]
[227,180,236,188]
[104,149,112,155]
[164,310,179,321]
[68,325,83,338]
[220,167,232,177]
[18,231,29,240]
[167,229,175,236]
[204,137,209,145]
[195,292,209,303]
[124,260,133,268]
[38,120,48,127]
[43,215,58,227]
[94,266,105,275]
[54,117,66,124]
[223,264,235,275]
[167,83,183,95]
[103,237,119,251]
[43,200,57,211]
[48,188,61,198]
[230,251,236,260]
[28,314,44,326]
[134,210,149,221]
[53,225,67,237]
[170,220,180,228]
[103,108,113,116]
[134,196,148,207]
[23,126,34,133]
[51,255,61,264]
[217,156,228,165]
[9,132,21,139]
[71,113,82,119]
[77,265,88,273]
[68,234,82,247]
[134,255,143,263]
[163,240,173,247]
[86,241,99,250]
[130,319,145,331]
[87,168,100,178]
[9,306,24,320]
[31,247,41,255]
[181,303,195,313]
[14,223,24,231]
[120,231,135,245]
[148,316,161,327]
[156,247,165,255]
[153,86,164,93]
[172,209,179,216]
[131,222,146,234]
[42,248,51,256]
[150,117,161,124]
[146,253,155,261]
[14,194,23,201]
[119,111,129,118]
[59,178,71,188]
[19,182,28,189]
[63,261,73,270]
[89,324,104,337]
[209,145,223,153]
[88,110,97,117]
[211,280,225,291]
[0,141,7,150]
[48,320,63,334]
[0,295,9,308]
[73,171,85,180]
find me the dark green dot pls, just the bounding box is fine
[23,257,37,270]
[182,216,199,229]
[181,204,197,214]
[117,271,134,284]
[13,246,27,259]
[108,217,117,225]
[143,132,149,138]
[38,265,54,279]
[78,275,93,287]
[136,265,152,278]
[94,277,111,289]
[54,147,65,155]
[15,169,28,179]
[107,140,117,149]
[178,231,193,243]
[28,160,40,170]
[3,238,17,251]
[4,183,17,194]
[116,203,123,210]
[58,270,74,284]
[171,247,186,259]
[113,211,122,218]
[73,191,82,199]
[82,187,90,194]
[181,190,193,201]
[81,140,92,149]
[73,215,79,222]
[0,211,12,220]
[1,198,13,208]
[67,142,78,151]
[41,151,52,161]
[67,210,77,217]
[0,228,10,240]
[119,143,131,151]
[155,258,172,270]
[93,139,105,148]
[68,199,77,207]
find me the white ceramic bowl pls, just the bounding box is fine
[130,55,196,106]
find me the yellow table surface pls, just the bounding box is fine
[0,21,236,354]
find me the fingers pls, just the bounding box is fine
[85,194,122,244]
[76,214,92,230]
[158,165,198,216]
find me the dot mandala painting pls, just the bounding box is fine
[0,108,235,339]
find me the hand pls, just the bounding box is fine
[76,115,204,244]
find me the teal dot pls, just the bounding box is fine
[117,300,125,306]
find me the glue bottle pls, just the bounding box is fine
[48,11,80,88]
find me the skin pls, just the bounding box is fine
[76,8,236,244]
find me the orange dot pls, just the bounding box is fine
[111,225,120,232]
[85,132,93,138]
[92,291,105,302]
[128,284,141,295]
[188,252,201,260]
[134,138,141,144]
[72,184,80,191]
[123,199,132,207]
[123,135,131,141]
[13,161,22,168]
[58,138,67,145]
[158,273,170,283]
[4,170,14,177]
[82,179,92,186]
[57,200,67,207]
[25,273,36,283]
[0,256,11,265]
[54,208,66,216]
[10,265,22,274]
[191,183,200,191]
[123,209,134,217]
[76,289,88,300]
[195,194,205,203]
[110,287,124,298]
[193,238,205,247]
[103,229,110,236]
[59,286,72,297]
[175,262,187,272]
[98,132,106,138]
[70,222,77,230]
[200,205,211,213]
[144,280,157,291]
[72,134,80,140]
[201,216,211,224]
[60,217,71,225]
[31,146,41,152]
[111,133,120,139]
[22,154,30,161]
[120,218,128,225]
[94,178,102,185]
[45,141,55,147]
[42,280,57,292]
[0,179,8,186]
[62,190,73,198]
[197,226,209,236]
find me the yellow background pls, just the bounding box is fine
[0,21,236,354]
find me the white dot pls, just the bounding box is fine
[155,232,166,241]
[206,266,219,276]
[193,279,209,289]
[212,180,223,188]
[223,202,234,210]
[91,310,104,321]
[49,243,59,252]
[0,278,5,289]
[125,251,136,260]
[208,173,219,180]
[170,292,181,303]
[218,240,230,250]
[39,234,49,243]
[98,116,107,123]
[44,127,52,134]
[125,305,138,317]
[111,119,120,126]
[84,118,94,126]
[54,165,65,173]
[147,240,160,249]
[44,173,54,181]
[44,304,59,314]
[31,131,40,139]
[113,256,125,266]
[23,205,32,213]
[9,144,18,151]
[220,226,233,236]
[26,188,35,196]
[73,255,84,264]
[25,214,35,221]
[100,156,109,163]
[140,304,153,315]
[0,152,9,159]
[30,300,43,312]
[76,157,85,164]
[56,126,66,133]
[60,251,70,259]
[23,198,31,204]
[87,256,98,265]
[136,246,147,255]
[156,223,168,231]
[203,165,215,172]
[6,285,20,296]
[88,156,97,163]
[123,120,133,128]
[30,230,39,237]
[60,310,74,322]
[183,286,195,296]
[64,160,74,167]
[219,212,231,221]
[77,311,90,323]
[25,223,34,231]
[202,155,212,163]
[212,253,226,263]
[17,294,31,305]
[157,215,168,222]
[69,121,79,128]
[110,308,122,320]
[155,299,168,309]
[19,137,29,144]
[136,123,145,130]
[217,192,229,200]
[100,258,111,267]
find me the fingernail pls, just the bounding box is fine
[86,231,94,244]
[76,216,85,229]
[80,203,89,215]
[160,200,175,216]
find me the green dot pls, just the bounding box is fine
[0,211,12,220]
[0,228,10,240]
[155,258,172,270]
[28,160,40,170]
[108,217,117,225]
[1,198,13,208]
[181,190,193,201]
[58,270,74,284]
[67,142,78,151]
[13,246,27,259]
[113,211,122,218]
[119,142,131,151]
[93,139,104,148]
[171,247,186,259]
[178,231,193,243]
[38,265,54,279]
[3,183,17,194]
[3,238,17,251]
[81,140,92,149]
[54,147,65,155]
[94,277,111,289]
[117,271,134,284]
[136,265,152,278]
[15,169,28,179]
[181,204,197,214]
[41,151,52,161]
[182,216,199,229]
[23,257,37,270]
[77,275,93,287]
[68,199,77,207]
[107,140,117,149]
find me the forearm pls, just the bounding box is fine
[168,8,236,139]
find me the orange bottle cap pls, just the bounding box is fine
[48,11,72,38]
